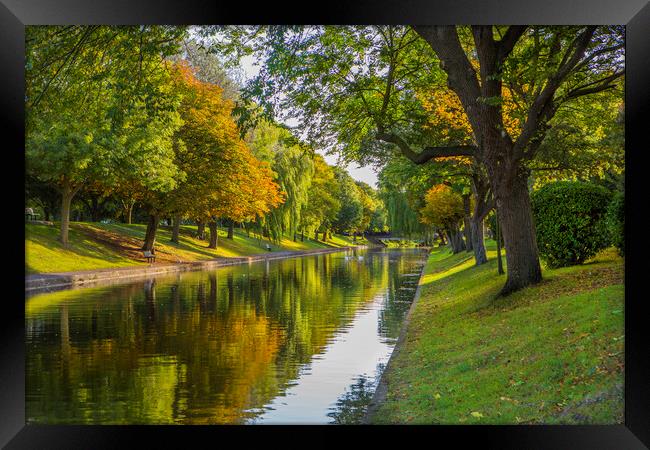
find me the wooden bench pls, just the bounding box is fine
[143,250,156,263]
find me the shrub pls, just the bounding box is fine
[531,181,611,268]
[606,190,625,256]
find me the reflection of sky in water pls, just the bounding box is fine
[250,293,393,424]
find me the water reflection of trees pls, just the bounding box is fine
[26,250,425,424]
[327,362,387,425]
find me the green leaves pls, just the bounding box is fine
[531,181,612,268]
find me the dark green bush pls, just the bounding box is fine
[531,181,612,268]
[606,190,624,256]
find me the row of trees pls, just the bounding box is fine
[25,27,388,252]
[207,25,624,294]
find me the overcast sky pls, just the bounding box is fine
[238,55,379,188]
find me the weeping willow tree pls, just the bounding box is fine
[380,188,424,238]
[246,119,314,244]
[266,144,314,242]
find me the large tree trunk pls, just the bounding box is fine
[208,220,219,249]
[170,215,180,243]
[496,173,542,294]
[141,213,159,252]
[462,194,473,252]
[197,221,206,240]
[469,216,488,265]
[227,221,234,240]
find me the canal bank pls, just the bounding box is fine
[363,244,624,424]
[26,246,366,294]
[363,248,429,423]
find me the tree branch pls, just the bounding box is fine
[564,70,624,100]
[497,26,527,62]
[513,26,597,159]
[413,26,482,131]
[376,131,476,164]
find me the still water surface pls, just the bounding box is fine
[26,248,428,424]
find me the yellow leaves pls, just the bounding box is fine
[470,411,484,418]
[420,88,472,140]
[419,184,464,228]
[418,83,525,142]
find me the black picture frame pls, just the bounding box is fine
[2,0,648,447]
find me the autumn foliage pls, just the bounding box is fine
[419,184,464,229]
[171,62,283,223]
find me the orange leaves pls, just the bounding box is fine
[170,61,284,221]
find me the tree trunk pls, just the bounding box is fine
[496,174,542,294]
[90,197,100,222]
[438,229,446,245]
[301,230,304,242]
[197,221,206,240]
[126,201,134,224]
[59,184,75,247]
[469,216,488,265]
[496,211,504,275]
[208,220,218,249]
[170,215,180,243]
[227,221,234,239]
[447,225,466,254]
[141,213,159,252]
[462,194,473,252]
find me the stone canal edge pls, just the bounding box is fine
[363,251,429,424]
[25,246,365,295]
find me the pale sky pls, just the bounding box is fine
[238,55,379,188]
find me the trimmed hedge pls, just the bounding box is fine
[606,190,624,256]
[531,181,612,268]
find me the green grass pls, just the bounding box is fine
[381,239,420,248]
[371,243,624,425]
[26,222,359,274]
[25,222,143,274]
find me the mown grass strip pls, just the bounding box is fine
[371,245,624,425]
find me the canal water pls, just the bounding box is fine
[26,247,428,424]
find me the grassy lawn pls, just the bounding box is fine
[26,222,359,274]
[371,241,624,425]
